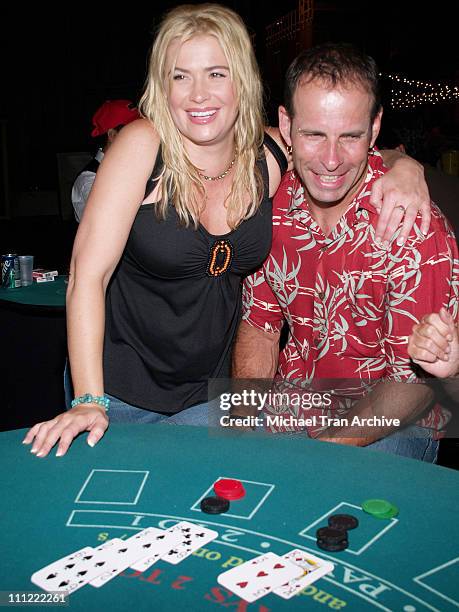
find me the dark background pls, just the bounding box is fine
[1,1,457,204]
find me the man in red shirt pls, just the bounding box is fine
[233,43,458,460]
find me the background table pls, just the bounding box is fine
[0,277,67,430]
[1,424,458,611]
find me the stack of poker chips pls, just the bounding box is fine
[315,500,398,552]
[200,478,245,514]
[316,514,359,552]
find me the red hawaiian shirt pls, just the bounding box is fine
[242,150,459,437]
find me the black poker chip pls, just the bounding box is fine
[316,527,348,544]
[200,496,230,514]
[328,514,359,531]
[317,538,349,552]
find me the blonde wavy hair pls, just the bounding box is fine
[139,3,265,229]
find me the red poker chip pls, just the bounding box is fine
[214,478,245,501]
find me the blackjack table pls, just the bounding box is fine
[0,423,458,611]
[0,275,67,310]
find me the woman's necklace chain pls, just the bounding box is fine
[199,157,236,181]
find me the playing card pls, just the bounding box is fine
[161,521,218,565]
[273,549,334,599]
[217,552,303,603]
[31,540,123,594]
[129,527,184,572]
[90,528,166,587]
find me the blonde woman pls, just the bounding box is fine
[24,3,430,457]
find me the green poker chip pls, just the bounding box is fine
[362,499,398,519]
[370,505,399,519]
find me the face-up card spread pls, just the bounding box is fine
[217,552,303,603]
[273,549,334,599]
[161,521,219,565]
[90,527,169,587]
[129,527,185,572]
[31,540,124,594]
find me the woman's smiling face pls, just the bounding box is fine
[166,34,238,148]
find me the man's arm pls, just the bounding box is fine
[231,265,284,421]
[231,322,281,421]
[318,381,434,446]
[321,207,458,446]
[233,321,280,380]
[225,321,280,427]
[231,321,281,422]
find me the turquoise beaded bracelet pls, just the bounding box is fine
[71,393,110,411]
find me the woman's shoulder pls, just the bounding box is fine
[104,118,161,175]
[117,118,160,149]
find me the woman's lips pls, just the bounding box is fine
[187,109,218,124]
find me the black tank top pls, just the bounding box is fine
[103,135,286,413]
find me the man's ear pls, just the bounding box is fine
[370,107,383,148]
[278,106,292,147]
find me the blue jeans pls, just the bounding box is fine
[272,421,439,463]
[63,361,217,426]
[103,393,215,425]
[367,425,439,463]
[64,364,438,460]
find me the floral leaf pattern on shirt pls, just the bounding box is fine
[243,151,459,436]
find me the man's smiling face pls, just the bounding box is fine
[280,79,382,211]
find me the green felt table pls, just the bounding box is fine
[1,424,458,611]
[0,275,67,309]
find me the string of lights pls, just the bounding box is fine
[382,73,459,110]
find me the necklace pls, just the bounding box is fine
[199,157,236,181]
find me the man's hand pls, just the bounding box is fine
[371,154,430,244]
[408,308,459,378]
[22,405,109,457]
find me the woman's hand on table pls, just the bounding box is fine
[22,405,109,457]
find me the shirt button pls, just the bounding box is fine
[320,246,327,253]
[318,292,325,300]
[313,338,320,347]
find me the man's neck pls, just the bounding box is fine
[310,202,349,237]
